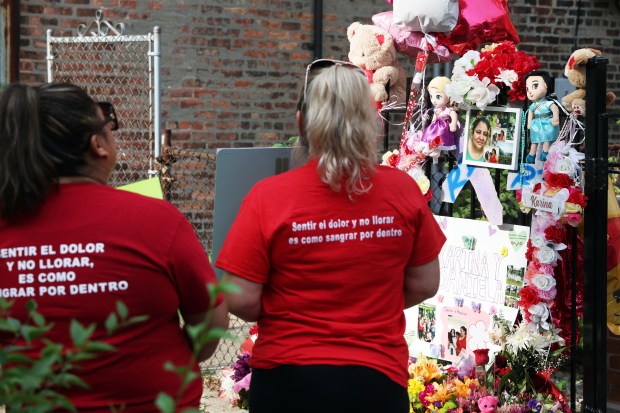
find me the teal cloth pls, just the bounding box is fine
[529,99,558,144]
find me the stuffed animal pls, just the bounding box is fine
[347,22,407,107]
[477,395,499,413]
[562,48,616,111]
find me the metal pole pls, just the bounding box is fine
[313,0,322,59]
[152,26,162,163]
[583,55,609,413]
[46,29,54,82]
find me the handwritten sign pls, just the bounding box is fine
[521,187,568,215]
[405,217,529,363]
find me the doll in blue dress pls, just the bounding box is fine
[524,70,560,163]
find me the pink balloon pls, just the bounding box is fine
[441,0,519,56]
[372,11,453,63]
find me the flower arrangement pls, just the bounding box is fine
[219,325,258,410]
[445,42,541,110]
[380,133,442,201]
[406,334,569,413]
[516,140,586,334]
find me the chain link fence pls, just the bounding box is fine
[158,144,252,370]
[48,32,155,186]
[47,15,249,372]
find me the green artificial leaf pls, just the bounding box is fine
[155,392,176,413]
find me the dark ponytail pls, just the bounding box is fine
[0,83,100,221]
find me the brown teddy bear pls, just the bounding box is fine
[347,22,407,107]
[562,48,616,111]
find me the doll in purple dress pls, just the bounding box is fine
[421,76,458,151]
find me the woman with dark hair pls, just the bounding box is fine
[466,117,491,162]
[0,83,229,411]
[216,60,446,413]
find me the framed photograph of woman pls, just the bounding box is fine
[463,106,522,170]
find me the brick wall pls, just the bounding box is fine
[18,0,620,148]
[16,0,620,402]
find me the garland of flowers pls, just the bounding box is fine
[517,139,586,335]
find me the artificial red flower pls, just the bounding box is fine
[567,187,587,207]
[525,239,535,261]
[533,182,542,193]
[544,225,567,244]
[429,135,443,150]
[474,348,490,366]
[423,187,434,203]
[466,41,540,102]
[516,189,522,202]
[518,285,542,309]
[544,172,575,189]
[249,325,259,335]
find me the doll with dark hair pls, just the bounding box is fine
[524,70,560,163]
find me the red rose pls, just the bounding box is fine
[474,348,490,366]
[544,225,566,243]
[533,182,542,193]
[494,354,508,369]
[249,325,259,335]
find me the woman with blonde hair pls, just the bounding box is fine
[216,60,446,413]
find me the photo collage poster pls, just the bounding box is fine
[404,216,529,363]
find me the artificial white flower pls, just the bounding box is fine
[407,166,431,194]
[530,235,546,249]
[495,69,518,88]
[381,149,399,165]
[553,158,578,179]
[535,246,557,264]
[529,331,553,353]
[528,303,551,330]
[453,50,481,74]
[466,77,500,110]
[445,72,478,105]
[531,273,557,291]
[505,323,533,354]
[219,368,240,405]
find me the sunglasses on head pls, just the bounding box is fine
[301,59,366,106]
[96,102,119,131]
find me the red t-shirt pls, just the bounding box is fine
[216,159,446,387]
[0,183,219,412]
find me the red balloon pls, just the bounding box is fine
[440,0,520,56]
